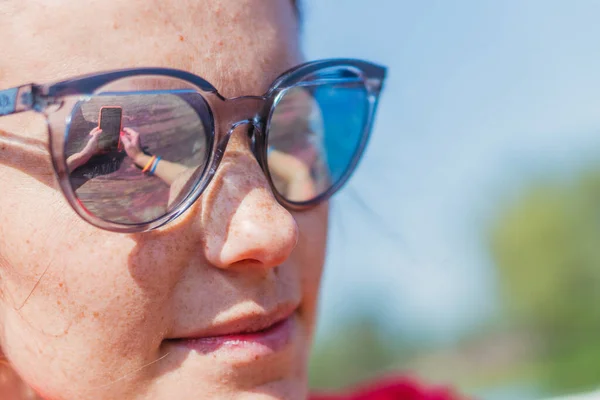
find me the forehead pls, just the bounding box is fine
[0,0,301,97]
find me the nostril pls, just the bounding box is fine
[230,259,262,269]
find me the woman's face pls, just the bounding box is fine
[0,1,328,399]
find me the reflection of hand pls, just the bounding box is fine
[121,127,190,186]
[80,126,102,158]
[268,148,316,201]
[120,127,144,163]
[66,127,103,172]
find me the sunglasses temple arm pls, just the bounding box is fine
[0,85,37,117]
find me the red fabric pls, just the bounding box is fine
[310,377,465,400]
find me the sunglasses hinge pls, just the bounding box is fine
[365,78,383,94]
[0,85,36,116]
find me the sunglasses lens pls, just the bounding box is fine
[64,87,212,225]
[267,72,369,203]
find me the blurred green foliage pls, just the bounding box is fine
[490,168,600,394]
[309,167,600,397]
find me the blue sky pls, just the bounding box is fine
[302,1,600,343]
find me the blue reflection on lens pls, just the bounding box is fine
[314,85,368,184]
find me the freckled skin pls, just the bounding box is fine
[0,1,328,399]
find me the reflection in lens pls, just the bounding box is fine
[64,90,211,224]
[267,75,369,202]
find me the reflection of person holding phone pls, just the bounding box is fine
[120,127,188,186]
[67,106,125,174]
[66,126,103,172]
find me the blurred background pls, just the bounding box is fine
[302,1,600,399]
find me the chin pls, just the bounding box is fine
[145,369,309,400]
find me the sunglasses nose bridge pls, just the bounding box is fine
[220,95,269,133]
[208,95,270,173]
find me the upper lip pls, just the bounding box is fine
[171,302,298,340]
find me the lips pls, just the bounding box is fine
[171,302,297,340]
[164,303,299,359]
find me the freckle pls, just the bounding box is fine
[58,282,64,288]
[179,34,185,42]
[56,300,61,305]
[93,312,100,318]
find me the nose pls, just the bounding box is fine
[198,125,299,270]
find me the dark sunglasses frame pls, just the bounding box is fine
[0,59,387,233]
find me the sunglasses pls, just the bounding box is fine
[0,59,386,233]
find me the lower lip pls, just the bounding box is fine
[167,316,295,360]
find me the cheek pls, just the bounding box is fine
[293,202,329,330]
[0,171,176,393]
